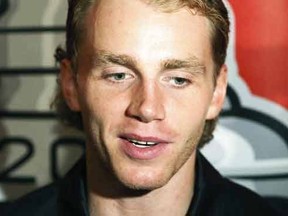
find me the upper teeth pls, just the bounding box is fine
[128,139,158,146]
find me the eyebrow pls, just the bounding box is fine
[162,58,205,74]
[91,50,138,71]
[91,50,205,74]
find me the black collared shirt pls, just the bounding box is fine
[2,151,281,215]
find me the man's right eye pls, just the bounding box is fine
[111,73,126,80]
[103,72,134,83]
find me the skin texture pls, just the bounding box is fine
[60,0,227,215]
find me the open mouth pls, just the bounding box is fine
[126,138,159,148]
[120,135,169,159]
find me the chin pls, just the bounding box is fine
[116,167,173,192]
[124,179,165,191]
[122,180,167,192]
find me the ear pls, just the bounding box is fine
[206,64,228,120]
[60,59,81,111]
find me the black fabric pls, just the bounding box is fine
[187,154,283,216]
[265,197,288,216]
[1,156,88,216]
[1,152,283,216]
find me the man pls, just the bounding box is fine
[2,0,281,215]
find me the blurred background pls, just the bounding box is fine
[0,0,287,204]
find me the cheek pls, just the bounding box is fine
[167,89,212,134]
[170,88,212,117]
[80,84,129,129]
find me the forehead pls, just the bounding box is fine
[82,0,213,69]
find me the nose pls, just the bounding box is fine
[126,80,165,123]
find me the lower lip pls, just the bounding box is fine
[120,139,169,160]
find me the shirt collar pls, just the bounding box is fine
[186,150,224,215]
[57,155,89,216]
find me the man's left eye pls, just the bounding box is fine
[172,77,188,85]
[166,77,191,88]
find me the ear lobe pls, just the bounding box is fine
[60,59,81,111]
[206,65,228,120]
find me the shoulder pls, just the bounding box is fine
[201,176,282,215]
[1,156,86,216]
[195,152,282,215]
[1,183,59,216]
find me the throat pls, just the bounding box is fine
[87,160,196,216]
[86,141,197,216]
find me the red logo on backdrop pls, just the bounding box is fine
[229,0,288,109]
[218,0,288,151]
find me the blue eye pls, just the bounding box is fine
[173,77,188,86]
[162,76,191,88]
[168,77,191,88]
[103,72,134,84]
[112,73,126,80]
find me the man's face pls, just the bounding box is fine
[62,0,226,190]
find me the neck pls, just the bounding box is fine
[86,150,196,216]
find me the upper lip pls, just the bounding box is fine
[119,133,170,144]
